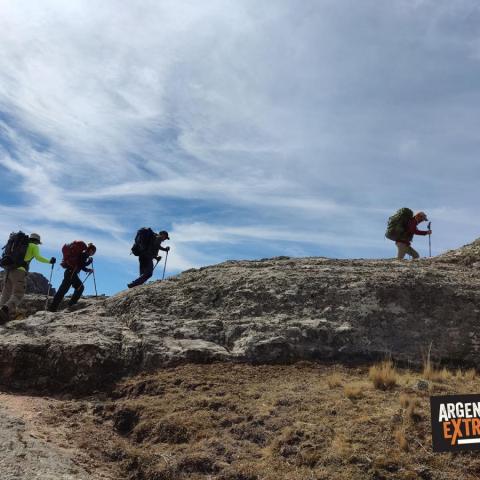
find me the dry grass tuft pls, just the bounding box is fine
[394,428,409,452]
[344,382,365,399]
[327,372,343,389]
[422,359,452,382]
[399,393,421,422]
[369,361,397,390]
[330,435,352,460]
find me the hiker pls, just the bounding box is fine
[386,209,432,259]
[0,232,55,323]
[48,241,96,312]
[128,229,170,288]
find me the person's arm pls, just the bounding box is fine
[406,219,429,236]
[80,253,93,272]
[31,244,51,264]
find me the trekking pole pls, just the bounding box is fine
[162,250,169,280]
[92,266,98,298]
[44,263,54,313]
[81,271,92,287]
[428,221,432,257]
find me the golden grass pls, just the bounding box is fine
[394,428,409,452]
[343,382,365,399]
[369,360,398,390]
[40,362,480,480]
[326,372,343,389]
[422,359,452,382]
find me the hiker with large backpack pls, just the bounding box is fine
[128,229,170,288]
[0,232,55,323]
[385,209,432,259]
[48,242,96,312]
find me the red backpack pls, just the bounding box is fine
[61,241,87,270]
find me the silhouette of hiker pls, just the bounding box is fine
[128,229,170,288]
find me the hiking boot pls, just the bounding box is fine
[47,304,58,313]
[0,306,9,325]
[127,282,134,289]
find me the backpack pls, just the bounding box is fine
[131,228,156,256]
[0,231,30,271]
[385,208,414,241]
[61,241,87,270]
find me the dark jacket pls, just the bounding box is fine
[144,236,168,259]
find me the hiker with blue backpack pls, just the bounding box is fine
[128,229,170,288]
[385,209,432,259]
[0,232,56,323]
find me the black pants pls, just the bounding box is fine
[50,269,84,310]
[129,255,155,288]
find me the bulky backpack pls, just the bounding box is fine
[61,241,87,270]
[0,231,30,271]
[385,208,414,241]
[131,228,156,256]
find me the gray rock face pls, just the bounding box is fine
[0,271,56,296]
[0,405,93,479]
[0,249,479,393]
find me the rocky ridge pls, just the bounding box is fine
[0,238,479,393]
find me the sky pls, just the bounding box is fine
[0,0,479,295]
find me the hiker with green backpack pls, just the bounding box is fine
[385,209,432,259]
[0,232,56,323]
[128,229,170,288]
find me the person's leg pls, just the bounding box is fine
[0,272,13,307]
[5,269,27,318]
[128,256,154,288]
[49,270,73,311]
[407,246,420,259]
[396,242,408,260]
[0,272,14,322]
[69,272,84,305]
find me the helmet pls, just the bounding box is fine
[29,233,42,244]
[158,230,170,240]
[87,243,96,254]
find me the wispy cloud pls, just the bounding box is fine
[0,0,479,293]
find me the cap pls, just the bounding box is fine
[159,230,170,240]
[414,211,428,222]
[87,243,96,254]
[29,233,42,244]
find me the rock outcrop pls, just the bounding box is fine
[0,271,55,296]
[0,242,479,393]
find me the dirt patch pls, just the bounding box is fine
[3,362,480,479]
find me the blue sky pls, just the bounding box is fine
[0,0,479,295]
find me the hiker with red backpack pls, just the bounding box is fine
[385,209,432,259]
[128,229,170,288]
[0,232,55,323]
[48,241,96,312]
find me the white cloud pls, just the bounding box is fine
[0,0,479,284]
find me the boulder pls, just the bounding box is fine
[0,251,479,393]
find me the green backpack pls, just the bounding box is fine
[385,208,413,241]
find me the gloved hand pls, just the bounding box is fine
[427,230,432,235]
[50,257,56,264]
[85,268,94,274]
[165,246,170,252]
[155,256,162,262]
